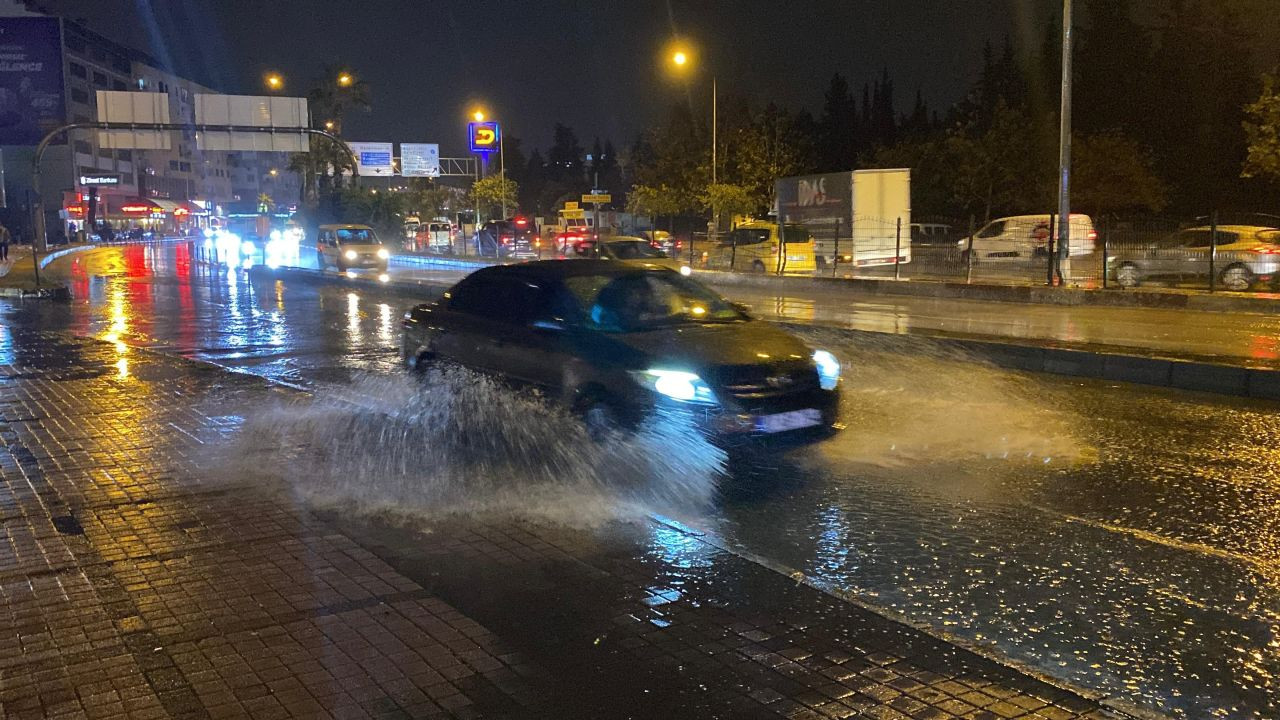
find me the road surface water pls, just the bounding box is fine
[7,242,1279,718]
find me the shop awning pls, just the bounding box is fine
[151,200,183,213]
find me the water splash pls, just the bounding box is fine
[232,368,725,527]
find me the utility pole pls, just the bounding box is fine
[1056,0,1073,282]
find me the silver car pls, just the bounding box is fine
[1112,225,1280,291]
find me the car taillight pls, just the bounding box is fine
[1088,230,1098,241]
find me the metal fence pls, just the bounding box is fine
[671,212,1280,294]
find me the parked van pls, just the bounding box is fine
[703,222,817,274]
[316,224,390,272]
[963,214,1097,263]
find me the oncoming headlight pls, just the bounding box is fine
[376,248,390,259]
[679,265,692,276]
[344,249,358,260]
[240,240,257,256]
[813,349,840,390]
[629,369,717,404]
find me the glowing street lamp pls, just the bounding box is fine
[337,72,354,88]
[264,72,284,91]
[472,110,485,122]
[666,42,720,233]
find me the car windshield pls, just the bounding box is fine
[606,241,665,259]
[565,272,743,332]
[336,228,379,244]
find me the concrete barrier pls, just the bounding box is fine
[695,267,1280,315]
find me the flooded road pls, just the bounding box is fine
[10,242,1280,718]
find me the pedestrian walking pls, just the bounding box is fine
[0,222,11,262]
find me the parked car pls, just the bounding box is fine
[566,236,692,274]
[1112,225,1280,291]
[315,224,390,272]
[702,222,817,274]
[477,217,538,258]
[401,261,841,444]
[962,214,1097,263]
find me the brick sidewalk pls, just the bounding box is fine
[0,327,1119,719]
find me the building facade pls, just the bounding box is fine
[0,0,300,241]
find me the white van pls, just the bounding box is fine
[963,214,1097,262]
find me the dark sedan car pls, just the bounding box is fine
[401,260,841,444]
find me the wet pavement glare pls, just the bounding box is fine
[8,242,1280,719]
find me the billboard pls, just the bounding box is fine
[195,94,308,152]
[401,143,439,177]
[0,17,66,145]
[467,121,499,154]
[96,91,171,149]
[775,171,852,224]
[347,141,394,176]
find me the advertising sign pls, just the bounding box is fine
[775,172,852,224]
[347,141,394,176]
[467,121,500,153]
[78,173,121,186]
[400,143,440,177]
[582,193,611,204]
[0,17,66,145]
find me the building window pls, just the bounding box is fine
[169,160,179,170]
[159,82,168,93]
[112,79,126,91]
[112,57,130,74]
[71,88,89,104]
[92,72,108,87]
[70,62,86,79]
[117,149,132,161]
[179,162,191,172]
[66,36,86,53]
[74,140,92,155]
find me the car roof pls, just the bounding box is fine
[1180,224,1278,233]
[319,224,373,230]
[472,259,674,281]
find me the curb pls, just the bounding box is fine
[647,514,1162,720]
[781,323,1280,401]
[694,267,1280,315]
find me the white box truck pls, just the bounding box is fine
[775,168,911,268]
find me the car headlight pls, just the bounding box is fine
[344,249,358,260]
[629,369,717,404]
[679,265,692,276]
[269,229,282,242]
[813,349,840,390]
[240,240,256,256]
[376,248,390,259]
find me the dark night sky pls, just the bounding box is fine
[40,1,1054,156]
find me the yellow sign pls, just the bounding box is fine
[561,209,585,220]
[582,193,611,204]
[564,201,579,211]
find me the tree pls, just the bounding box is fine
[626,183,685,231]
[1242,72,1280,183]
[1072,132,1167,213]
[817,74,858,172]
[702,183,755,227]
[469,175,518,220]
[339,187,406,237]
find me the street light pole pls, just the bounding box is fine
[499,127,507,219]
[1055,0,1073,282]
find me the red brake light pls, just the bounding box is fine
[515,218,527,226]
[1088,230,1098,241]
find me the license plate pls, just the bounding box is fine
[755,408,822,433]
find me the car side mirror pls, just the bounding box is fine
[731,302,751,315]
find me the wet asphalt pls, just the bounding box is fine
[8,241,1280,719]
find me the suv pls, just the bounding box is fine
[478,217,538,258]
[1112,225,1280,291]
[963,214,1097,263]
[401,261,841,444]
